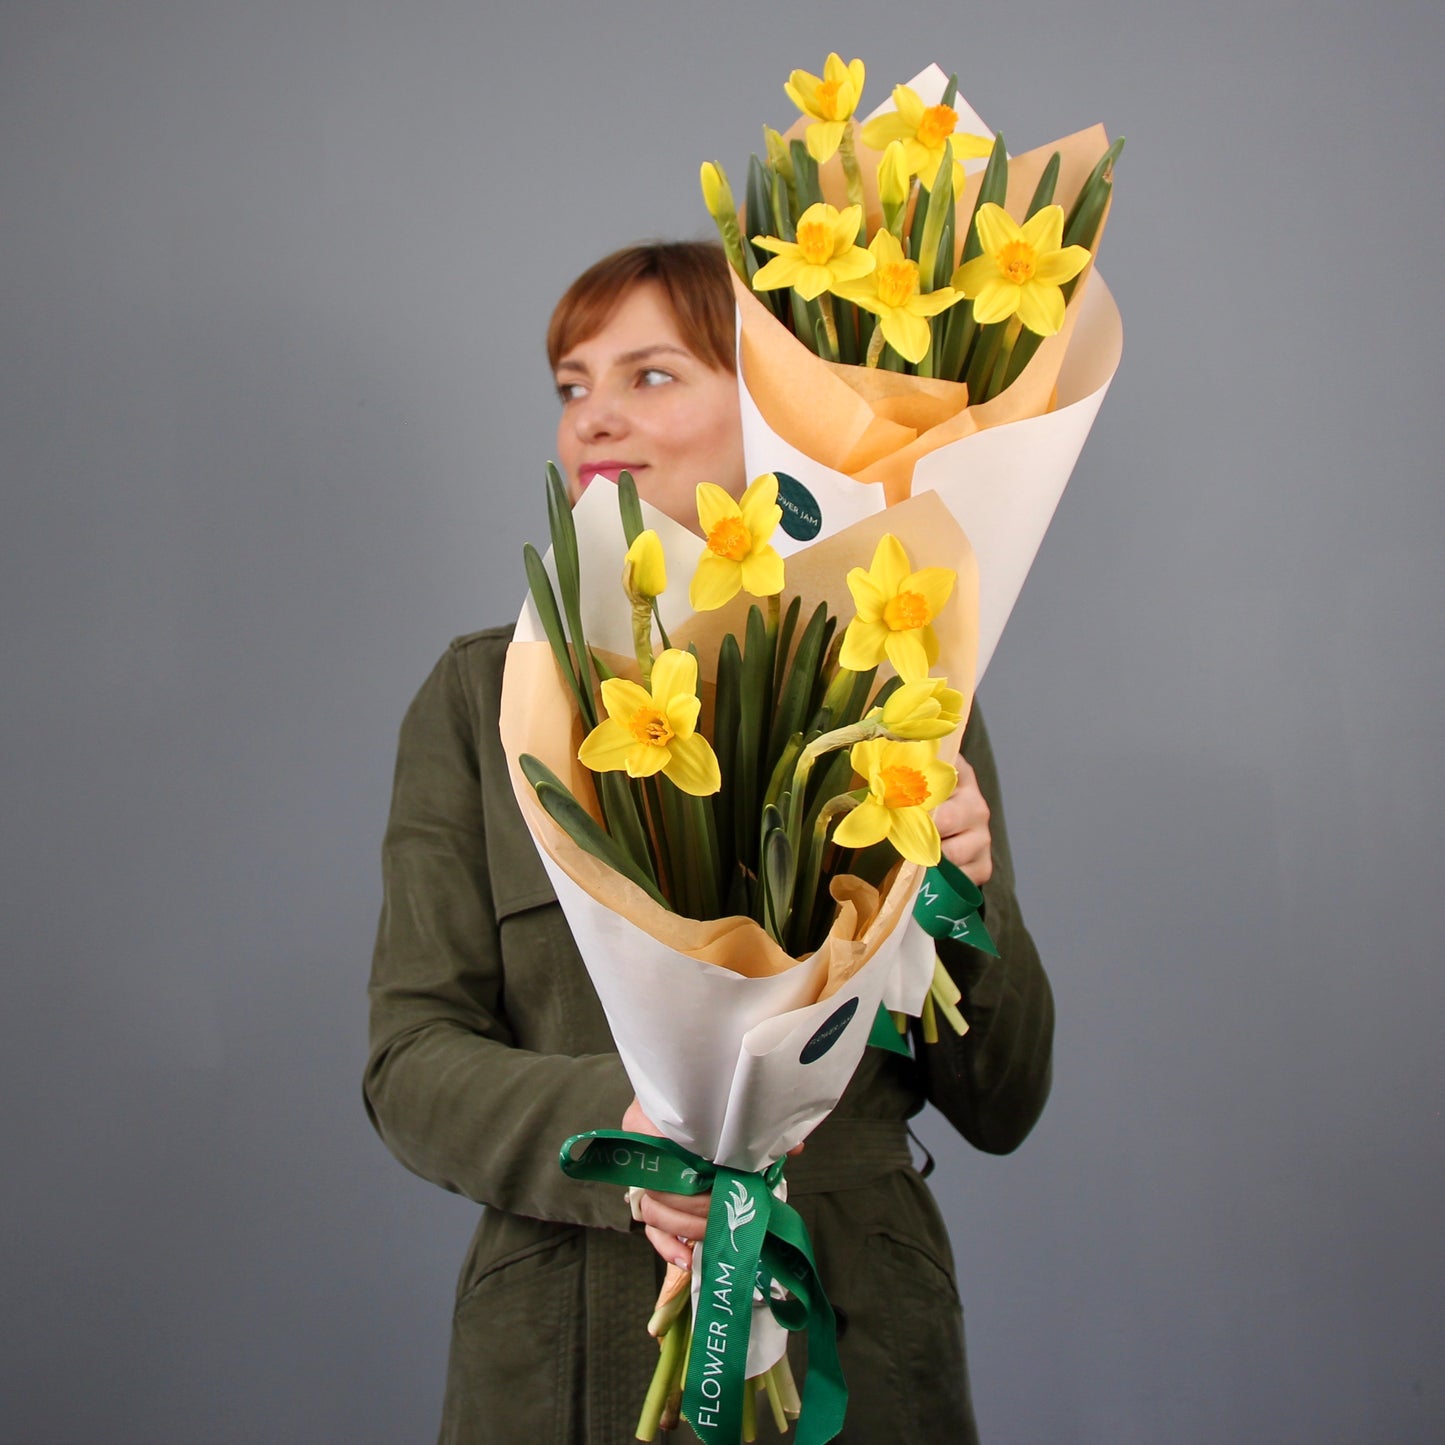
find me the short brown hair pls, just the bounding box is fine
[546,241,736,376]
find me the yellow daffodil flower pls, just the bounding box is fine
[833,738,957,866]
[622,529,666,603]
[839,534,955,682]
[860,85,992,191]
[831,231,964,364]
[952,203,1092,337]
[752,203,874,302]
[578,649,721,796]
[784,53,866,163]
[690,474,785,611]
[876,677,966,741]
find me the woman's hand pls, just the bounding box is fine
[934,759,993,886]
[622,1099,806,1269]
[622,1098,711,1269]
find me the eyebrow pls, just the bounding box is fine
[554,343,693,375]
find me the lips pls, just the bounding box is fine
[578,461,646,488]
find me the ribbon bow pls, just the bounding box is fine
[560,1130,846,1444]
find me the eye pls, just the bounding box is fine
[637,367,675,388]
[556,380,587,405]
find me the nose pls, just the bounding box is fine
[570,383,628,443]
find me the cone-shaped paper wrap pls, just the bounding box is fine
[502,482,977,1173]
[735,65,1123,682]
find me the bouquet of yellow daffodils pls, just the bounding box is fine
[499,467,979,1443]
[700,57,1124,682]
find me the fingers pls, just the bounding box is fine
[934,767,993,885]
[638,1189,710,1269]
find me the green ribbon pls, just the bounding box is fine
[560,1130,847,1444]
[912,858,998,957]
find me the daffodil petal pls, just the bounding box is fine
[840,615,889,671]
[690,553,742,611]
[696,481,740,537]
[824,249,876,287]
[577,717,638,774]
[888,806,942,866]
[922,759,960,807]
[1033,245,1092,288]
[971,277,1021,325]
[885,628,931,682]
[881,307,932,364]
[806,120,846,163]
[738,473,779,530]
[903,567,955,615]
[739,547,784,597]
[752,235,792,257]
[951,254,996,297]
[625,742,670,779]
[784,75,819,112]
[846,59,865,94]
[666,692,701,739]
[600,677,653,724]
[1020,205,1065,254]
[751,253,804,291]
[830,278,882,312]
[974,203,1020,258]
[892,85,924,125]
[833,799,891,851]
[954,132,994,160]
[1016,281,1065,337]
[870,534,912,595]
[859,112,913,150]
[649,649,697,708]
[846,565,884,619]
[791,264,838,302]
[910,286,962,318]
[662,733,721,796]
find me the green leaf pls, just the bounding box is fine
[735,604,776,871]
[1025,152,1061,219]
[961,133,1009,265]
[711,634,742,900]
[545,462,596,730]
[770,601,831,779]
[761,813,795,942]
[596,771,658,889]
[789,140,823,211]
[519,755,667,908]
[522,542,585,719]
[617,471,645,546]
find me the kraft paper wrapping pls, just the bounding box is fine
[735,67,1123,682]
[499,486,976,1175]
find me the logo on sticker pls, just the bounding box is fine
[773,471,822,541]
[799,996,859,1064]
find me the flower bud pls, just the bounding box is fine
[622,529,667,603]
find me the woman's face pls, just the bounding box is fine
[554,282,746,532]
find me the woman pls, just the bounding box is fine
[365,241,1054,1443]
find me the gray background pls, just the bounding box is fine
[3,3,1442,1442]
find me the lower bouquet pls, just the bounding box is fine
[499,469,980,1442]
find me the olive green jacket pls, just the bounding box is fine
[365,628,1053,1443]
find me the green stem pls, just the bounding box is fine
[636,1309,689,1442]
[837,122,865,209]
[816,292,840,358]
[865,324,886,368]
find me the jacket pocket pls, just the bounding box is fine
[442,1223,583,1445]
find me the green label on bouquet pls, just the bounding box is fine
[913,859,999,957]
[559,1131,846,1445]
[799,996,858,1064]
[774,472,822,541]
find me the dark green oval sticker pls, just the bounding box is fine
[774,471,822,541]
[799,995,859,1064]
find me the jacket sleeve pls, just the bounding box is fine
[363,643,634,1230]
[916,705,1055,1154]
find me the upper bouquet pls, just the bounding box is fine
[500,469,978,1442]
[700,59,1124,680]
